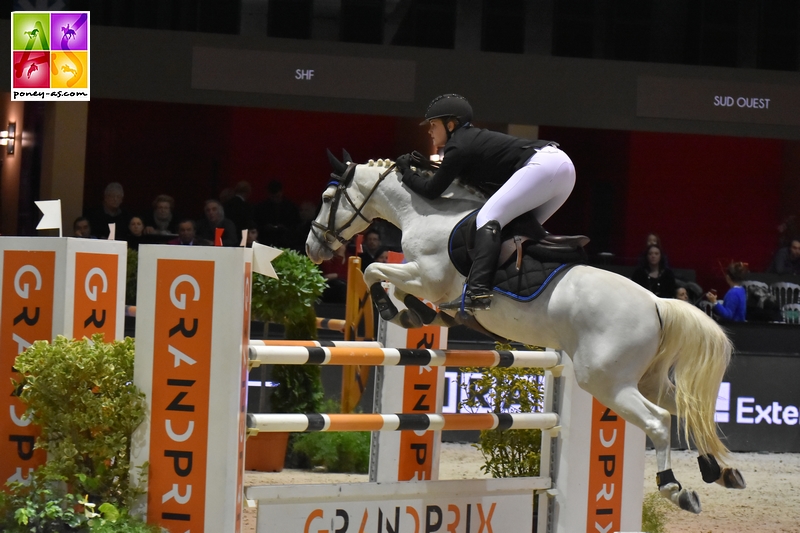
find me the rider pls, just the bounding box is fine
[396,94,579,311]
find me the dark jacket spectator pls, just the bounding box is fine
[767,238,800,275]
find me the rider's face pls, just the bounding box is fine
[428,119,449,148]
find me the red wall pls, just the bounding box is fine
[624,132,782,289]
[84,100,399,220]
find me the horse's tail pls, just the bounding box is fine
[650,298,732,461]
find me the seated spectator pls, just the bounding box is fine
[144,194,178,235]
[246,227,259,248]
[358,227,383,271]
[169,219,208,246]
[373,246,390,264]
[127,216,145,250]
[766,237,800,276]
[84,182,129,240]
[255,180,301,248]
[320,243,351,303]
[631,244,676,298]
[706,261,748,322]
[196,200,239,247]
[73,217,94,238]
[289,200,318,252]
[223,181,255,236]
[675,287,689,302]
[642,232,670,268]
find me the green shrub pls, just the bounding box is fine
[461,344,546,478]
[292,432,371,473]
[641,491,671,533]
[11,335,146,508]
[291,400,370,473]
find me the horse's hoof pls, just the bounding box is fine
[398,310,423,329]
[677,489,702,514]
[716,468,746,489]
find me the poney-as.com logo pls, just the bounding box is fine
[11,11,90,101]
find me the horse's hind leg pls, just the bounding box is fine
[639,375,746,491]
[587,380,702,513]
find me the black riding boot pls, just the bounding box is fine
[440,220,502,311]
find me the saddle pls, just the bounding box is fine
[449,210,589,302]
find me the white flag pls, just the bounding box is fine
[34,200,62,236]
[252,242,282,279]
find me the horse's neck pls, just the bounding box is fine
[360,166,483,233]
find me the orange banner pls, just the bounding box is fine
[397,326,442,481]
[73,252,118,340]
[148,259,215,531]
[586,398,626,533]
[0,251,55,486]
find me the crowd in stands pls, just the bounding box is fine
[75,181,799,323]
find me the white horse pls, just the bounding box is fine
[305,154,745,513]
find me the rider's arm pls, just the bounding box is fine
[400,147,466,200]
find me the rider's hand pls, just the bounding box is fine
[395,153,412,172]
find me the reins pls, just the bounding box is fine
[311,162,397,249]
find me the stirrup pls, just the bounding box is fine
[439,291,492,311]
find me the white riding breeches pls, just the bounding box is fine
[476,145,576,229]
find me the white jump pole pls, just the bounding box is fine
[0,236,126,487]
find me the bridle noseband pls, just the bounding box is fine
[311,162,396,249]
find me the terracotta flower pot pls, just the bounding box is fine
[245,432,290,472]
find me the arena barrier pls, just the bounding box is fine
[129,246,645,533]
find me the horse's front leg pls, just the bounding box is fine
[364,261,436,327]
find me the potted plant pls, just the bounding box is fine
[248,248,327,471]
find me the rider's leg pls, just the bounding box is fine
[440,220,501,310]
[476,145,576,229]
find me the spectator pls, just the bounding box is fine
[84,182,129,240]
[675,287,689,302]
[223,181,255,236]
[255,180,300,248]
[320,242,351,303]
[631,244,676,298]
[358,227,383,271]
[196,200,239,247]
[144,194,177,235]
[373,246,390,264]
[73,217,94,238]
[766,237,800,276]
[169,219,206,246]
[290,200,318,252]
[246,227,259,248]
[706,261,748,322]
[127,216,145,250]
[642,232,670,268]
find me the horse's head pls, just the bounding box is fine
[306,150,396,264]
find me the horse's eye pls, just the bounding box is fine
[322,196,332,204]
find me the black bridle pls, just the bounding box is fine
[310,162,396,249]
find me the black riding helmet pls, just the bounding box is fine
[420,94,473,127]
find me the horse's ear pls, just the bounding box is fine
[342,149,353,164]
[326,149,348,176]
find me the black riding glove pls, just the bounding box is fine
[395,153,413,172]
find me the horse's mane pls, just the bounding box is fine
[361,158,486,205]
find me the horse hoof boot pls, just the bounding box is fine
[717,467,746,489]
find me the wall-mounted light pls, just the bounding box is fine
[1,122,16,155]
